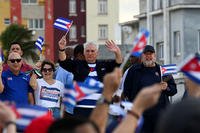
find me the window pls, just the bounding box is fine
[22,0,37,4]
[98,0,107,15]
[174,31,181,56]
[69,25,77,40]
[28,19,44,29]
[198,30,200,52]
[156,42,164,63]
[98,25,108,40]
[153,0,162,10]
[69,0,76,14]
[4,18,10,25]
[81,25,86,37]
[80,0,85,12]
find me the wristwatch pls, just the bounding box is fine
[97,95,111,105]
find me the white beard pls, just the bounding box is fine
[143,58,156,67]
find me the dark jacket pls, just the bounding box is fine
[59,59,120,82]
[123,63,177,133]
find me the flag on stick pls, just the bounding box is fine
[35,36,44,52]
[120,28,150,68]
[131,29,150,57]
[53,17,73,32]
[161,64,177,76]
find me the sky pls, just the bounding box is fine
[119,0,139,23]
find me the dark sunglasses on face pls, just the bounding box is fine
[9,59,22,63]
[42,68,53,72]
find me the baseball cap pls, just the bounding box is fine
[143,45,155,53]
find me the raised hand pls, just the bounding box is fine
[105,40,122,63]
[58,35,67,50]
[103,68,122,101]
[105,40,120,53]
[132,83,163,116]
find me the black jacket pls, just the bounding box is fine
[123,63,177,132]
[59,59,120,82]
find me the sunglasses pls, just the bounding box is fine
[42,68,53,72]
[9,59,22,63]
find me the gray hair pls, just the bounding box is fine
[83,42,99,51]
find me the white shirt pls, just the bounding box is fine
[34,79,64,108]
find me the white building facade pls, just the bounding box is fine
[86,0,121,45]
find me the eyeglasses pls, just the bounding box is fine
[9,59,22,63]
[42,68,53,72]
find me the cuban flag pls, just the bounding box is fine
[62,78,103,110]
[161,64,177,76]
[0,48,4,62]
[178,53,200,84]
[15,105,50,131]
[35,36,44,52]
[53,17,73,32]
[131,29,150,57]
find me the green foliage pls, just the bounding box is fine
[0,24,39,61]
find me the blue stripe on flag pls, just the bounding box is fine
[35,36,44,52]
[16,104,49,131]
[53,17,73,32]
[0,48,4,62]
[161,64,177,76]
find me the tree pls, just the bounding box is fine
[0,24,39,62]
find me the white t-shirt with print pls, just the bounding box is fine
[34,78,64,108]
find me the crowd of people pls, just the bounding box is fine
[0,36,200,133]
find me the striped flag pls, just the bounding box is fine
[53,17,73,32]
[62,78,103,110]
[15,105,50,131]
[0,48,4,62]
[178,53,200,84]
[131,29,150,57]
[35,36,44,52]
[161,64,177,76]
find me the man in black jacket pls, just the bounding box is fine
[58,36,122,117]
[58,36,122,82]
[123,45,177,133]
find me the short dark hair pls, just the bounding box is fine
[48,117,100,133]
[156,97,200,133]
[74,44,84,58]
[10,42,22,49]
[40,60,55,72]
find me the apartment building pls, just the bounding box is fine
[137,0,200,64]
[86,0,121,45]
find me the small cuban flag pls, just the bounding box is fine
[35,36,44,52]
[161,64,178,76]
[131,29,150,57]
[62,77,103,113]
[0,48,4,62]
[53,17,73,32]
[12,104,51,131]
[178,53,200,84]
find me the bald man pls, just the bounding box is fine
[0,52,34,104]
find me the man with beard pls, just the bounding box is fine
[123,45,177,133]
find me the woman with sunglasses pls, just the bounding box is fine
[30,60,64,119]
